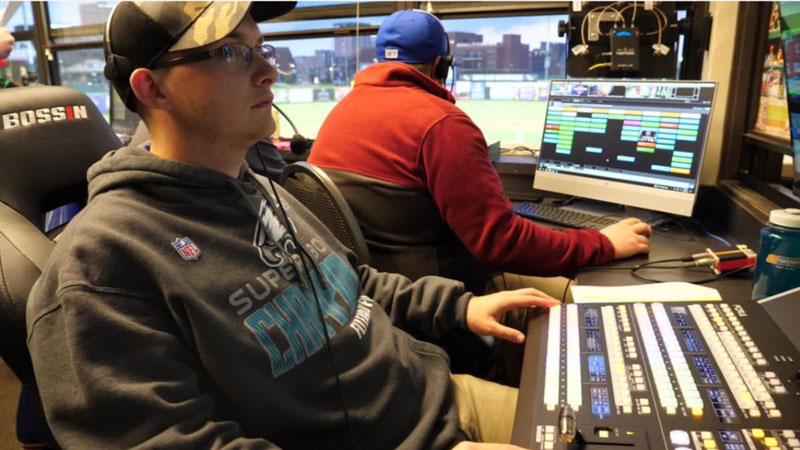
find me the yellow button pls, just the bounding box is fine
[703,439,717,449]
[752,429,765,439]
[764,437,778,447]
[691,407,703,417]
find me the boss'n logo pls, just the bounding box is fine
[1,105,88,130]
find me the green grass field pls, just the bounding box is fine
[276,100,548,147]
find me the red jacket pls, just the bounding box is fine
[310,63,614,288]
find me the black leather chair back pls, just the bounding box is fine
[0,86,120,437]
[280,162,371,265]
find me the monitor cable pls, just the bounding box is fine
[561,257,750,303]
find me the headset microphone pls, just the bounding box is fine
[272,103,308,156]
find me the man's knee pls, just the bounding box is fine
[451,374,518,443]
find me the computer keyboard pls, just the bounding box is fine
[512,202,619,230]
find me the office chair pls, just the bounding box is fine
[0,85,121,447]
[279,162,371,265]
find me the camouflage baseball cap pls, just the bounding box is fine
[104,1,296,111]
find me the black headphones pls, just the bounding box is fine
[103,3,130,83]
[433,32,453,82]
[103,3,139,110]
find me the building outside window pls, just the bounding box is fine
[264,13,567,148]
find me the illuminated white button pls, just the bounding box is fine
[598,430,610,439]
[641,406,651,414]
[566,304,582,411]
[769,409,782,418]
[701,431,713,440]
[757,358,768,365]
[670,430,691,446]
[666,407,676,415]
[770,378,782,386]
[765,372,777,378]
[785,431,797,439]
[788,439,800,447]
[775,386,787,394]
[544,442,553,450]
[544,432,554,441]
[623,406,632,414]
[765,401,776,409]
[543,305,561,410]
[750,409,762,418]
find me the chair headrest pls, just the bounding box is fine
[0,86,121,227]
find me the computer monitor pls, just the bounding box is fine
[533,79,717,216]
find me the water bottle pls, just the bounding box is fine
[751,208,800,300]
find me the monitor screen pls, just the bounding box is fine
[533,79,717,216]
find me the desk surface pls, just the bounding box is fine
[523,195,756,300]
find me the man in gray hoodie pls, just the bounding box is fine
[26,2,558,449]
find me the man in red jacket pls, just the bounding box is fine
[309,9,651,296]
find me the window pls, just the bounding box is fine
[267,30,382,139]
[47,1,117,29]
[57,48,110,123]
[260,16,388,34]
[265,12,568,147]
[441,15,567,147]
[0,40,36,85]
[0,1,34,32]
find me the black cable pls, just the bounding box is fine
[561,278,572,303]
[631,264,750,284]
[255,151,359,450]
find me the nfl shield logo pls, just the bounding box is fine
[171,237,201,261]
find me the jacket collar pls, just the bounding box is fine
[353,62,455,103]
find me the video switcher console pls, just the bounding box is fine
[512,301,800,450]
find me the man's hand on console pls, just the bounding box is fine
[466,288,560,344]
[600,218,652,259]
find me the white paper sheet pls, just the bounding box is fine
[571,282,722,304]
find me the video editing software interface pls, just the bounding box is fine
[538,80,716,195]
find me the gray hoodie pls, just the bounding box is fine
[27,147,474,449]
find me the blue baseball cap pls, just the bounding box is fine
[376,10,447,63]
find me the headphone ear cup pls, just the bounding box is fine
[435,55,453,81]
[104,54,132,82]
